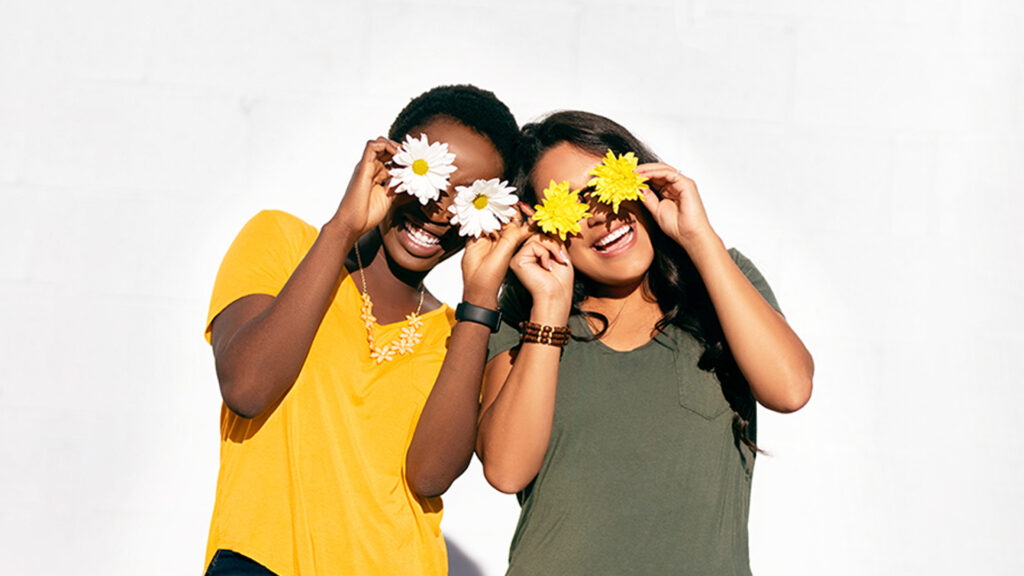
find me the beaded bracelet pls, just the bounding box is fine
[518,320,571,347]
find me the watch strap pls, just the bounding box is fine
[455,302,502,333]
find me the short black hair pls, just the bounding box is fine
[388,84,519,177]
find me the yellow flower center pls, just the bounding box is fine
[412,159,429,176]
[472,195,489,209]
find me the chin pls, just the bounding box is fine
[570,235,655,291]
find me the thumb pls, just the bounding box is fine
[494,222,535,260]
[640,188,661,216]
[463,234,492,258]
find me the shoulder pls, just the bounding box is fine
[228,209,320,257]
[727,247,754,269]
[210,209,320,297]
[726,247,765,278]
[243,209,318,239]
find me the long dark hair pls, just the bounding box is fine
[501,110,760,452]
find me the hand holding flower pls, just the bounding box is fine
[332,137,401,237]
[636,164,716,252]
[461,207,532,309]
[510,232,573,325]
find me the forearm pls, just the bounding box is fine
[406,317,492,497]
[685,232,814,413]
[215,219,358,417]
[477,304,567,493]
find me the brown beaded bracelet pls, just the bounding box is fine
[518,321,571,347]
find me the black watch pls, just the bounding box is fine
[455,302,503,333]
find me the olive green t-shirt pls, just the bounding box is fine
[487,249,780,576]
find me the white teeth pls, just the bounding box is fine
[595,225,631,248]
[405,222,440,247]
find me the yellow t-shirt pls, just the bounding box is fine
[203,210,454,576]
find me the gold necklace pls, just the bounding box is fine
[354,245,426,364]
[584,296,630,338]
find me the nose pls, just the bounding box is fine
[584,202,614,227]
[424,189,456,223]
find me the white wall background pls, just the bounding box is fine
[1,0,1021,574]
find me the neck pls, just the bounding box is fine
[581,285,654,318]
[580,278,663,340]
[585,275,646,301]
[351,233,433,322]
[360,244,423,291]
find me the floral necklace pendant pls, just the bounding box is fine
[355,246,425,364]
[359,291,425,364]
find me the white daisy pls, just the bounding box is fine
[389,133,458,204]
[448,178,519,238]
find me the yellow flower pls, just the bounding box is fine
[531,180,592,241]
[586,149,649,213]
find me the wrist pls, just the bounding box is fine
[684,233,730,277]
[518,320,571,347]
[320,220,364,263]
[322,216,361,245]
[529,301,571,326]
[677,227,722,259]
[462,288,499,311]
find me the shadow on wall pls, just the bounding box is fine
[446,537,485,576]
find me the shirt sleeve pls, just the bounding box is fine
[728,248,782,314]
[204,210,318,344]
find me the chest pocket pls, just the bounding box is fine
[672,338,731,420]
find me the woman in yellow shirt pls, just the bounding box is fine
[203,85,525,575]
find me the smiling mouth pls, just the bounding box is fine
[403,220,442,248]
[593,224,634,253]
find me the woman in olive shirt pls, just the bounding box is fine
[476,111,814,574]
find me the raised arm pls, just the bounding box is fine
[405,219,530,497]
[210,138,398,418]
[475,238,573,494]
[638,164,814,413]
